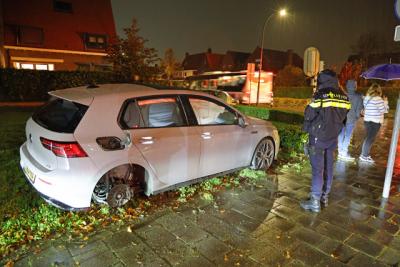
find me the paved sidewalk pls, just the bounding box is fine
[12,119,400,266]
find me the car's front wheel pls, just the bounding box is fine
[251,138,275,170]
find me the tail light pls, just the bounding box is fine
[40,137,88,158]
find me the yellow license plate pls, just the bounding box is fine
[23,166,36,184]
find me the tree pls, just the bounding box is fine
[351,32,381,68]
[107,18,159,81]
[161,48,180,82]
[274,65,306,86]
[338,61,362,86]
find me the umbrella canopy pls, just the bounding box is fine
[361,63,400,81]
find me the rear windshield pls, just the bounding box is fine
[32,98,88,133]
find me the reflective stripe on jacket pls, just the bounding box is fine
[303,87,351,143]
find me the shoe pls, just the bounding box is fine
[359,155,375,163]
[300,196,321,213]
[321,194,329,207]
[338,154,355,161]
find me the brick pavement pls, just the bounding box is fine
[12,119,400,266]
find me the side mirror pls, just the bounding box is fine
[238,116,248,128]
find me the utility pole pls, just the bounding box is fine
[0,0,5,68]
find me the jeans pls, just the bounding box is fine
[338,123,355,156]
[361,121,381,157]
[309,137,337,199]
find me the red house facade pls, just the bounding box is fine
[0,0,116,71]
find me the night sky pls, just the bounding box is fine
[112,0,398,67]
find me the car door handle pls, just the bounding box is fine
[140,136,154,144]
[201,132,212,139]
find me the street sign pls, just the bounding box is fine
[395,25,400,41]
[303,47,320,77]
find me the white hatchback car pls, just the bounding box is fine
[20,84,279,210]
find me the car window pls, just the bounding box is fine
[189,97,237,125]
[32,98,88,133]
[122,97,186,128]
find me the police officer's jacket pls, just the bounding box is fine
[303,78,351,144]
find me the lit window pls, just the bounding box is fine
[14,62,55,71]
[35,64,48,70]
[20,63,34,70]
[84,33,107,49]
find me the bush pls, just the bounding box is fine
[0,69,128,101]
[273,86,313,99]
[236,105,304,125]
[275,65,306,86]
[236,105,307,152]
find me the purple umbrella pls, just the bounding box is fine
[361,63,400,81]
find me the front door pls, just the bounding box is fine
[187,96,250,177]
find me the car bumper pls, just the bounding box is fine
[20,142,98,210]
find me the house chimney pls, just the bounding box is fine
[207,48,212,54]
[287,49,293,66]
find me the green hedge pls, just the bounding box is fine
[236,105,307,152]
[236,105,304,125]
[274,86,313,99]
[274,86,399,109]
[0,69,128,101]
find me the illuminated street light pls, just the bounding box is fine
[256,8,288,106]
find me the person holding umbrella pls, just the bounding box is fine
[359,83,389,163]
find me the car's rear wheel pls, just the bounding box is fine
[251,138,275,170]
[92,165,135,207]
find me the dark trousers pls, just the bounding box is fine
[308,137,337,199]
[361,121,381,157]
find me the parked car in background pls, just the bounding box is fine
[198,89,239,105]
[20,84,280,210]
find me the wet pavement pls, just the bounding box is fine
[12,118,400,266]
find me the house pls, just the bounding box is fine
[221,50,251,71]
[247,47,303,73]
[0,0,116,71]
[180,47,302,77]
[181,48,224,74]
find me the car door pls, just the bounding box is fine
[186,95,251,177]
[121,96,200,186]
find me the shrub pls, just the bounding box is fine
[275,65,306,86]
[0,69,128,101]
[236,105,307,152]
[273,86,313,99]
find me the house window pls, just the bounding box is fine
[4,25,44,46]
[84,33,107,49]
[14,62,54,71]
[54,0,73,13]
[19,26,44,45]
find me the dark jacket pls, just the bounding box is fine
[303,72,351,144]
[345,80,363,124]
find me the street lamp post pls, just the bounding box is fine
[256,9,287,106]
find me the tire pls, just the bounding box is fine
[251,138,275,170]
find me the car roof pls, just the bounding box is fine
[48,83,221,105]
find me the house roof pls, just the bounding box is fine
[182,52,224,71]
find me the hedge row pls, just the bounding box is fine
[0,69,128,101]
[274,86,313,99]
[274,86,399,109]
[235,105,307,152]
[236,105,304,125]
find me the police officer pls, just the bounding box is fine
[301,70,351,212]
